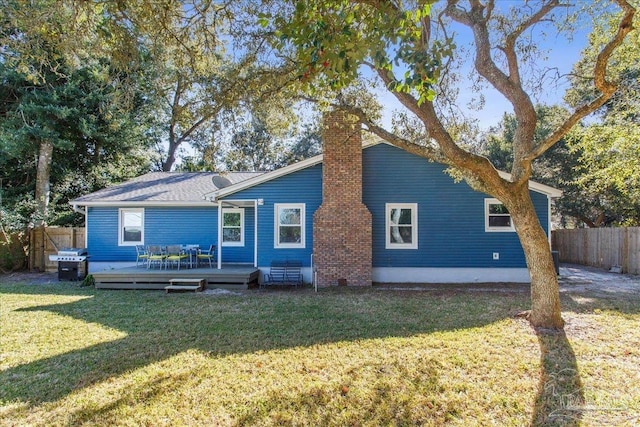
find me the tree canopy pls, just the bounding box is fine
[261,0,636,328]
[564,11,640,226]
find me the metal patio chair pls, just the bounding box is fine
[135,245,149,267]
[146,245,166,269]
[196,244,216,268]
[165,245,188,270]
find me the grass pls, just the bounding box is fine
[0,280,639,426]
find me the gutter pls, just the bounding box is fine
[72,204,86,215]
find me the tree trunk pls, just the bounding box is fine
[35,139,53,227]
[507,188,564,329]
[163,139,177,172]
[34,139,53,271]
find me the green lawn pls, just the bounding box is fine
[1,280,639,426]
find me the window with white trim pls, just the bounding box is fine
[275,203,305,248]
[222,208,244,246]
[119,208,144,245]
[385,203,418,249]
[485,198,515,232]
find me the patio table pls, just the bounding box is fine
[181,244,199,268]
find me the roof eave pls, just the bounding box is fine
[497,171,563,198]
[207,154,325,200]
[69,200,218,207]
[208,140,386,200]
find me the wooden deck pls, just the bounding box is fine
[92,265,260,290]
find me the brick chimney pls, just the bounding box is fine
[313,110,372,287]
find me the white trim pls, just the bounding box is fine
[548,197,553,247]
[385,203,418,249]
[372,267,531,283]
[118,208,144,246]
[254,200,258,268]
[217,203,222,269]
[485,198,516,232]
[221,208,244,247]
[74,201,216,207]
[274,203,305,249]
[84,207,88,249]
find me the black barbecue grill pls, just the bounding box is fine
[49,248,89,281]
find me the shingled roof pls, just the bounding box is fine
[71,172,264,206]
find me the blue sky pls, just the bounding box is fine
[374,2,592,131]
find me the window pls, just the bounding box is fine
[485,198,515,232]
[275,203,305,248]
[385,203,418,249]
[119,208,144,245]
[222,208,244,246]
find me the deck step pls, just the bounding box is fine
[166,278,206,293]
[165,284,202,293]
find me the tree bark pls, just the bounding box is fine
[163,138,178,171]
[34,139,53,271]
[507,187,564,329]
[35,139,53,227]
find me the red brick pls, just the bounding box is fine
[313,110,372,287]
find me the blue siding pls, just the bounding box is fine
[86,144,552,271]
[220,165,323,267]
[87,206,254,263]
[363,143,550,268]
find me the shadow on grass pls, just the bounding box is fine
[2,281,638,423]
[531,329,584,426]
[1,283,524,407]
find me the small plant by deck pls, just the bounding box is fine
[0,281,638,426]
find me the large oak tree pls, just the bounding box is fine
[266,0,636,328]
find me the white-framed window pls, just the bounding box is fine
[274,203,305,248]
[385,203,418,249]
[485,198,515,232]
[119,208,144,246]
[222,208,244,246]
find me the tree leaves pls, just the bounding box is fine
[264,0,445,104]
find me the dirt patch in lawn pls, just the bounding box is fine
[559,263,640,297]
[0,271,58,284]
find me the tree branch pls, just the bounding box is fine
[525,0,636,161]
[503,1,562,86]
[336,103,447,163]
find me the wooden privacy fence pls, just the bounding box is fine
[552,227,640,274]
[30,227,85,272]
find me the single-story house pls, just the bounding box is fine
[71,111,561,285]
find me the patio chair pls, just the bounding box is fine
[135,245,149,267]
[146,245,165,269]
[196,244,216,268]
[165,245,188,270]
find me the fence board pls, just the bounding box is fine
[552,227,640,275]
[30,227,86,272]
